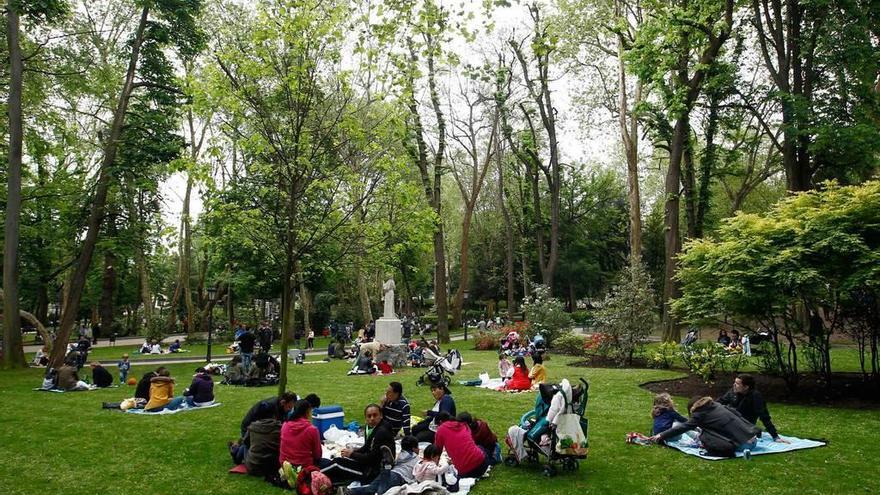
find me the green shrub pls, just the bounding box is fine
[680,342,728,383]
[592,262,658,366]
[570,310,593,326]
[648,342,679,369]
[553,332,588,357]
[522,285,573,347]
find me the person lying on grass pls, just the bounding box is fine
[649,396,762,458]
[718,374,789,443]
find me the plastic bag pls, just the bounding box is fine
[555,413,588,455]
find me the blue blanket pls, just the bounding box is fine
[665,434,825,460]
[125,402,222,415]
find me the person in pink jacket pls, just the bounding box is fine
[279,400,328,468]
[433,412,489,478]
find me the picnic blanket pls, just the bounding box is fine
[665,434,825,460]
[458,374,532,394]
[124,402,222,415]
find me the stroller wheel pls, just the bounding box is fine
[563,458,579,471]
[504,455,518,467]
[542,465,557,477]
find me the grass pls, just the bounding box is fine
[1,347,877,495]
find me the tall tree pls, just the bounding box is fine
[628,0,735,342]
[49,0,205,367]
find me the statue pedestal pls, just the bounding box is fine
[376,317,402,345]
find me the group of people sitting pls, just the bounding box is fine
[497,353,547,391]
[139,338,185,355]
[100,365,215,412]
[644,374,787,458]
[41,358,116,391]
[228,380,498,494]
[224,351,281,386]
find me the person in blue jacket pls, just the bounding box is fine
[412,382,456,443]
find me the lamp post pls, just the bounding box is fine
[463,290,470,341]
[206,287,217,363]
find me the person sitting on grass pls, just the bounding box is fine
[229,405,282,478]
[350,350,377,375]
[346,435,420,495]
[225,355,247,385]
[279,400,329,470]
[240,392,300,437]
[504,356,532,391]
[178,367,215,407]
[528,353,547,388]
[380,381,411,437]
[321,404,395,485]
[651,393,687,435]
[144,368,175,412]
[457,412,500,465]
[169,339,182,353]
[718,374,788,443]
[135,366,164,402]
[377,359,393,375]
[90,362,114,388]
[434,412,490,479]
[412,383,456,443]
[413,444,449,483]
[57,359,90,391]
[649,396,762,459]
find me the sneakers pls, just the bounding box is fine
[380,445,395,470]
[742,448,752,461]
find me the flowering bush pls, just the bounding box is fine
[648,342,679,369]
[584,332,612,356]
[473,330,503,351]
[522,285,573,347]
[680,342,728,383]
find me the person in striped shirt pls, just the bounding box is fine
[380,381,411,437]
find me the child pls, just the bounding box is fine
[117,354,131,384]
[349,436,420,495]
[497,354,513,382]
[412,444,450,483]
[378,359,393,375]
[651,393,687,435]
[528,353,547,387]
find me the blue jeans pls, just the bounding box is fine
[350,470,405,495]
[119,369,128,384]
[241,352,253,370]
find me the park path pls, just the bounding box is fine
[23,334,187,353]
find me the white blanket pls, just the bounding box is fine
[124,402,222,415]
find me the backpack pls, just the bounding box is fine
[295,465,333,495]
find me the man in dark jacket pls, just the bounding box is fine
[183,368,215,406]
[321,404,396,483]
[238,329,257,370]
[718,374,788,443]
[651,396,761,458]
[240,392,298,438]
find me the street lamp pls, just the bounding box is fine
[206,287,217,363]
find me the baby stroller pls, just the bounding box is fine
[500,331,520,354]
[416,349,462,387]
[505,378,589,476]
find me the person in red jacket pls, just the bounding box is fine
[433,412,489,479]
[457,412,499,464]
[279,400,329,469]
[504,356,531,391]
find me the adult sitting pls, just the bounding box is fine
[280,400,329,469]
[90,362,114,388]
[144,369,175,412]
[380,381,411,437]
[718,374,787,443]
[717,329,731,347]
[528,353,547,388]
[434,412,490,479]
[457,412,499,464]
[420,342,441,367]
[650,396,761,458]
[504,356,532,391]
[33,345,50,367]
[57,360,89,391]
[240,392,299,437]
[139,340,151,354]
[149,342,163,354]
[350,350,377,375]
[169,339,182,353]
[225,356,247,385]
[412,382,456,443]
[321,404,395,484]
[230,408,282,478]
[135,367,163,402]
[177,367,215,408]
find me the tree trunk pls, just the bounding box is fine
[452,209,474,329]
[182,173,195,336]
[277,259,296,395]
[356,256,372,325]
[617,1,643,264]
[662,117,688,343]
[99,248,117,336]
[48,6,151,367]
[2,1,26,368]
[227,285,234,331]
[496,132,517,315]
[296,261,311,336]
[682,135,698,239]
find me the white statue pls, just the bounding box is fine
[382,278,396,319]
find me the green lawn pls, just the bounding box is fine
[1,347,875,495]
